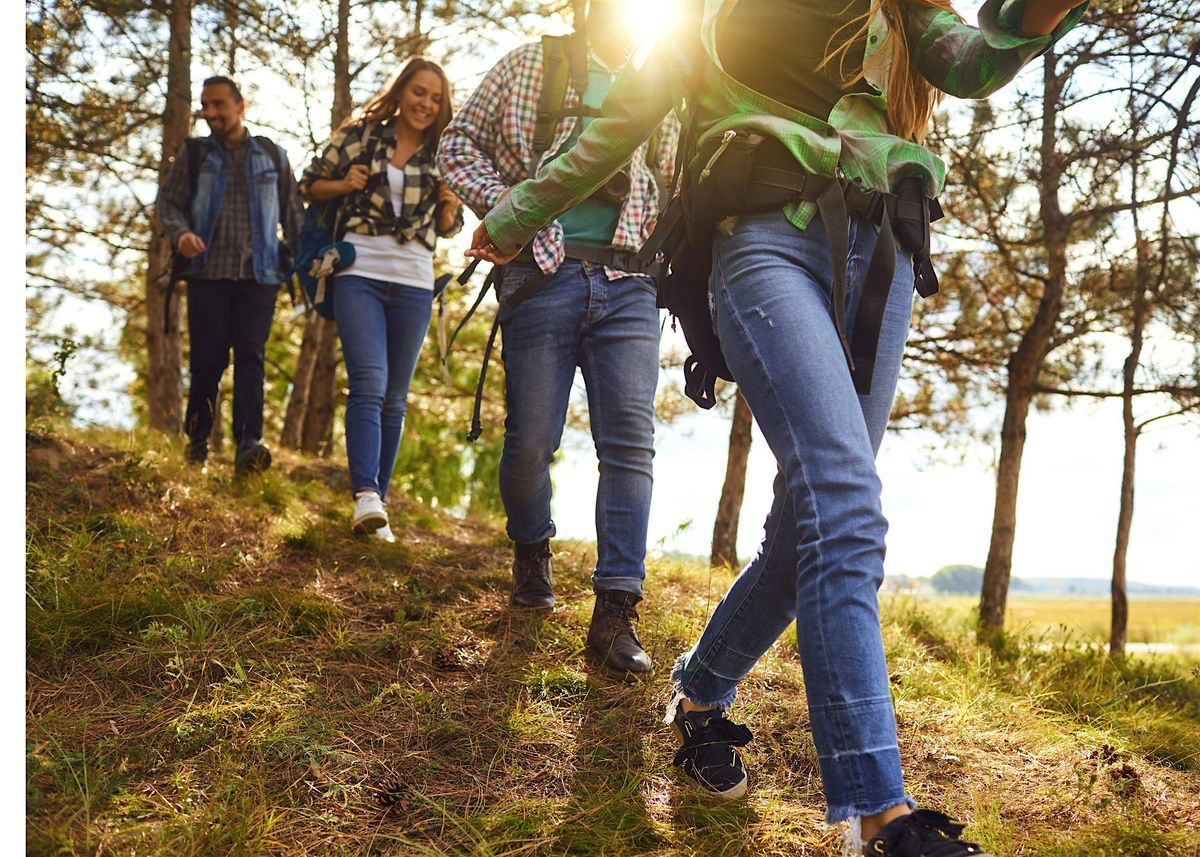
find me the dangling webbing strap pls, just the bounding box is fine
[444,259,554,442]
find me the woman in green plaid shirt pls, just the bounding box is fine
[301,58,463,544]
[470,0,1086,853]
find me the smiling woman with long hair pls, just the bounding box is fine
[465,0,1089,853]
[301,58,463,543]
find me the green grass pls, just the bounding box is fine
[26,427,1200,855]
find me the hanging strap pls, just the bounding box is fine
[814,178,856,379]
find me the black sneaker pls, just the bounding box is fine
[866,810,992,857]
[234,440,272,477]
[671,706,752,800]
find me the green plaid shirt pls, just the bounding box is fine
[300,118,463,250]
[485,0,1087,253]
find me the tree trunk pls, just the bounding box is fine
[281,0,351,452]
[281,316,320,447]
[1111,338,1140,657]
[144,0,191,432]
[1112,230,1151,656]
[301,318,339,455]
[711,392,753,568]
[979,52,1069,636]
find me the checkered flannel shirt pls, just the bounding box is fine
[483,0,1088,255]
[299,117,463,249]
[437,41,681,279]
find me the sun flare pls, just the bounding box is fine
[619,0,682,45]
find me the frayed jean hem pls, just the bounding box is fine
[664,651,739,723]
[825,794,916,826]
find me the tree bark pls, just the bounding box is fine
[1111,291,1144,656]
[711,392,753,568]
[281,0,351,452]
[1112,205,1151,656]
[979,52,1069,635]
[301,318,339,455]
[144,0,191,432]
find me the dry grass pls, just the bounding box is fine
[26,427,1200,856]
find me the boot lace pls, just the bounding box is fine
[868,810,985,857]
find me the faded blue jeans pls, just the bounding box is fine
[498,259,659,596]
[333,274,433,500]
[670,210,916,824]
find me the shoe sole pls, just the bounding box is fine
[508,598,554,611]
[671,723,749,801]
[585,647,652,684]
[352,512,387,534]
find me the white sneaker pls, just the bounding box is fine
[370,523,396,543]
[352,491,388,534]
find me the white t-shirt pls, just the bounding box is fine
[339,164,434,290]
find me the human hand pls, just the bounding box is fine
[1020,0,1082,36]
[437,179,460,210]
[178,232,206,258]
[341,164,369,194]
[464,219,520,266]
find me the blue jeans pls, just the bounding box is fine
[498,259,659,595]
[670,211,916,824]
[333,275,433,500]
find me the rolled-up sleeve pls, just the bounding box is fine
[907,0,1088,100]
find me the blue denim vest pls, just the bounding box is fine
[186,136,284,284]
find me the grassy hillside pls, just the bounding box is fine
[26,427,1200,856]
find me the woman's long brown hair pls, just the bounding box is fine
[343,57,454,149]
[820,0,962,143]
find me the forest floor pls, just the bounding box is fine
[25,426,1200,856]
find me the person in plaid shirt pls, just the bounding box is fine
[468,0,1088,852]
[157,75,302,477]
[301,58,464,545]
[438,0,678,681]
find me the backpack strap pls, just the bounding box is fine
[531,32,599,171]
[332,121,382,240]
[253,135,283,173]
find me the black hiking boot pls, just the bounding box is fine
[511,539,554,609]
[185,439,208,464]
[866,810,991,856]
[585,590,652,680]
[671,705,752,800]
[234,440,272,477]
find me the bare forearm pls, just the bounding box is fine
[308,178,350,202]
[1020,0,1082,36]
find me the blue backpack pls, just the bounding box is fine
[289,198,355,320]
[289,124,383,320]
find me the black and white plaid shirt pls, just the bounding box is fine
[299,118,463,249]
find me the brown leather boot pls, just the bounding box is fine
[511,539,554,609]
[586,590,652,680]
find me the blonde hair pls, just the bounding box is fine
[820,0,963,143]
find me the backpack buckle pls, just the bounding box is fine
[844,180,884,225]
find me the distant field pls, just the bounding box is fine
[902,596,1200,646]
